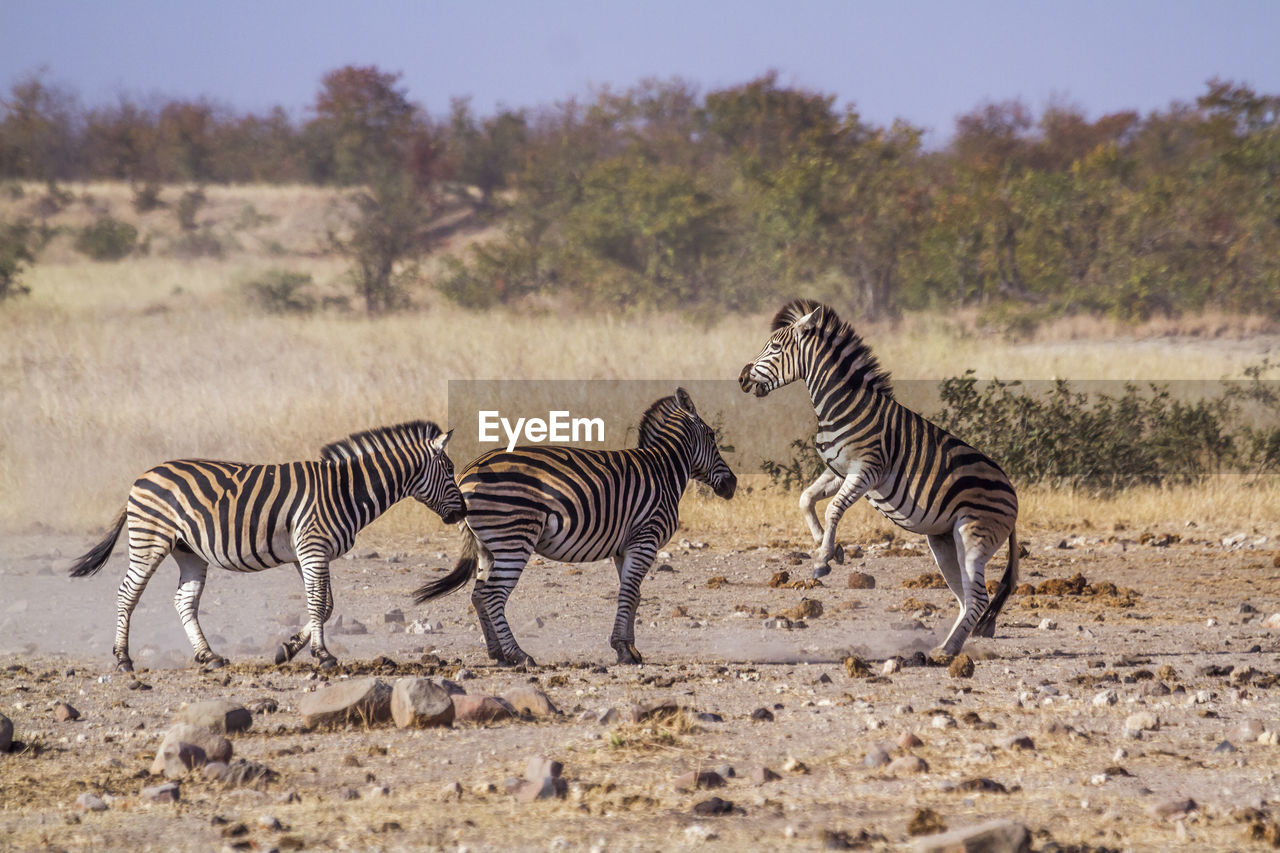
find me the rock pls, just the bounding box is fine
[931,714,956,730]
[437,678,466,696]
[1003,734,1035,751]
[516,775,567,802]
[843,655,871,678]
[220,759,277,786]
[1263,613,1280,629]
[768,570,790,588]
[910,819,1030,853]
[258,815,284,831]
[75,792,108,812]
[782,757,809,774]
[627,698,679,723]
[750,707,774,722]
[140,781,180,803]
[691,796,735,815]
[384,608,405,624]
[864,747,891,768]
[1150,797,1197,819]
[948,653,975,678]
[714,763,736,779]
[1037,618,1057,631]
[178,700,252,734]
[502,686,559,717]
[1228,719,1264,742]
[751,766,782,784]
[888,755,929,774]
[150,724,232,778]
[54,701,80,722]
[451,695,517,724]
[897,732,923,749]
[782,598,823,620]
[674,770,726,790]
[298,678,392,729]
[882,658,902,675]
[908,808,947,837]
[391,678,455,729]
[1213,740,1237,753]
[847,572,876,589]
[1093,689,1118,707]
[1124,711,1160,738]
[696,712,724,723]
[248,698,279,715]
[0,713,11,753]
[203,762,229,780]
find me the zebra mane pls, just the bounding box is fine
[320,420,443,462]
[636,395,686,449]
[771,299,893,398]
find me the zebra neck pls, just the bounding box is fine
[640,436,694,493]
[804,356,890,433]
[327,456,409,530]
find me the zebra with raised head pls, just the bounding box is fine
[413,388,736,666]
[69,421,466,671]
[739,300,1019,656]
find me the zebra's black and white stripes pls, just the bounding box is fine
[413,389,736,666]
[740,301,1019,655]
[68,421,465,671]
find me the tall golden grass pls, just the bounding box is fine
[3,183,1278,541]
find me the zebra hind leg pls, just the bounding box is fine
[172,546,228,669]
[475,556,536,667]
[470,581,505,661]
[112,528,172,672]
[938,523,996,656]
[609,549,657,665]
[300,561,339,669]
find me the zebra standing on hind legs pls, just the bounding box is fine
[413,388,736,666]
[68,421,466,671]
[739,300,1019,657]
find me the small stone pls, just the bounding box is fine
[384,608,405,624]
[298,678,393,729]
[684,824,718,843]
[1260,730,1280,746]
[691,796,735,816]
[888,754,929,774]
[751,766,781,784]
[1093,689,1118,707]
[714,763,736,779]
[948,653,974,679]
[1213,740,1236,753]
[782,756,809,774]
[626,698,679,723]
[674,770,726,790]
[768,570,790,588]
[75,792,108,812]
[897,732,924,749]
[502,686,559,717]
[843,655,871,678]
[1123,711,1160,737]
[258,815,284,830]
[391,678,455,729]
[864,747,891,768]
[178,700,252,734]
[882,658,902,675]
[151,724,232,778]
[248,698,279,714]
[751,707,774,722]
[338,787,360,801]
[515,775,568,802]
[910,819,1030,853]
[782,598,823,621]
[847,572,876,589]
[451,695,517,724]
[1038,618,1057,631]
[1002,735,1035,751]
[1150,798,1197,820]
[931,714,956,730]
[1263,613,1280,629]
[54,702,80,722]
[696,712,724,723]
[141,781,180,803]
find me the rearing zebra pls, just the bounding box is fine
[69,421,465,671]
[739,301,1019,656]
[413,388,736,666]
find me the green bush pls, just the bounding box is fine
[244,269,317,314]
[73,216,138,261]
[131,183,163,212]
[0,219,36,300]
[176,188,206,231]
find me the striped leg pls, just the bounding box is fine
[799,470,845,566]
[474,543,537,666]
[470,581,506,661]
[610,542,657,664]
[939,520,995,656]
[275,562,333,664]
[813,464,875,578]
[171,547,226,668]
[300,559,338,668]
[113,526,172,672]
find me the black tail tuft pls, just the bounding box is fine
[973,527,1020,636]
[69,509,127,578]
[412,526,477,605]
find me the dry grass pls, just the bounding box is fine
[4,183,1279,541]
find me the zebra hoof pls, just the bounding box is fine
[274,644,291,665]
[115,660,134,674]
[832,543,846,565]
[317,656,339,671]
[811,564,831,579]
[200,656,229,670]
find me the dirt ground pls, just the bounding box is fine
[2,521,1280,852]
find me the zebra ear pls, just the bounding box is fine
[792,307,821,336]
[675,387,697,416]
[430,429,453,454]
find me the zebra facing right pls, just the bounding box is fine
[739,300,1019,656]
[69,420,465,671]
[414,388,737,666]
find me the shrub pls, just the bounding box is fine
[131,183,163,212]
[0,219,36,300]
[169,228,226,259]
[244,269,317,314]
[73,216,138,261]
[176,188,206,231]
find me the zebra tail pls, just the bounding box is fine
[973,527,1020,635]
[412,525,477,605]
[69,508,127,578]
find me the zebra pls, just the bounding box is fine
[68,421,466,671]
[413,388,736,666]
[739,300,1019,656]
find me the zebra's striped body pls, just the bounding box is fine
[69,421,465,671]
[414,389,736,666]
[740,301,1019,655]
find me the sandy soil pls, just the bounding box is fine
[2,522,1280,852]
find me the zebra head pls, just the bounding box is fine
[738,299,826,397]
[644,388,737,500]
[412,428,467,525]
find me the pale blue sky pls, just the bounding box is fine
[2,1,1277,143]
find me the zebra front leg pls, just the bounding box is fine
[112,532,171,672]
[609,546,655,665]
[812,465,874,578]
[172,548,226,669]
[799,470,844,565]
[275,563,320,664]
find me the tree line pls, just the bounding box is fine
[2,66,1278,320]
